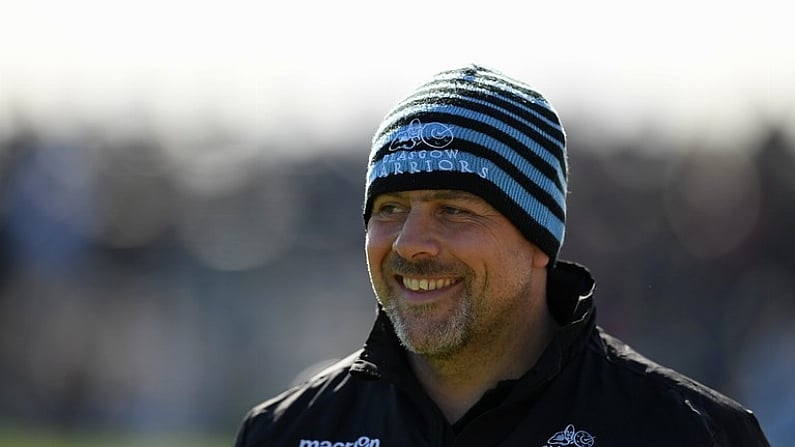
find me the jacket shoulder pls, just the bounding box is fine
[234,351,362,447]
[591,328,769,446]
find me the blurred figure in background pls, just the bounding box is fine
[234,65,769,446]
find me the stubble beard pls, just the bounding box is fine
[375,256,477,358]
[382,287,474,358]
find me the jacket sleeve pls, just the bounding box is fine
[231,379,333,447]
[233,407,255,447]
[711,409,770,447]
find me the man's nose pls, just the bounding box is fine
[392,208,441,260]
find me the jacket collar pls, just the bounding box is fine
[351,261,597,389]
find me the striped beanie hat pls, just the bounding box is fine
[363,65,568,263]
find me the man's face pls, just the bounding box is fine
[365,189,549,358]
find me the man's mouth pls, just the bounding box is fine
[399,276,459,292]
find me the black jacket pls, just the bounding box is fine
[235,262,769,447]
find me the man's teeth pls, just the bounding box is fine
[402,277,455,291]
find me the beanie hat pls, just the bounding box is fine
[363,65,568,263]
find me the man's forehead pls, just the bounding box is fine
[376,189,486,203]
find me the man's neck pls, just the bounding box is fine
[407,309,558,424]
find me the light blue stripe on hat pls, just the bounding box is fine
[367,150,565,242]
[375,103,565,178]
[427,70,559,115]
[405,79,565,136]
[373,110,567,194]
[400,83,565,149]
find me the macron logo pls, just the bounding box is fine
[299,436,380,447]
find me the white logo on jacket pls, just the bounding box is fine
[543,424,595,447]
[299,436,380,447]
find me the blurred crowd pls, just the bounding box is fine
[0,120,792,444]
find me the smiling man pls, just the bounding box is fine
[234,65,769,446]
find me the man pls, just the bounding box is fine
[234,65,769,446]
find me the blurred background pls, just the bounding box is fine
[0,1,793,446]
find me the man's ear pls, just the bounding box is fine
[532,248,550,269]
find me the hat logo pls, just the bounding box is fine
[389,119,454,151]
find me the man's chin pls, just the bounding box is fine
[391,318,466,356]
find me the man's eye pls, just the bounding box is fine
[376,204,405,215]
[441,206,467,215]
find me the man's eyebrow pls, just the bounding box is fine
[426,190,481,202]
[379,190,482,202]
